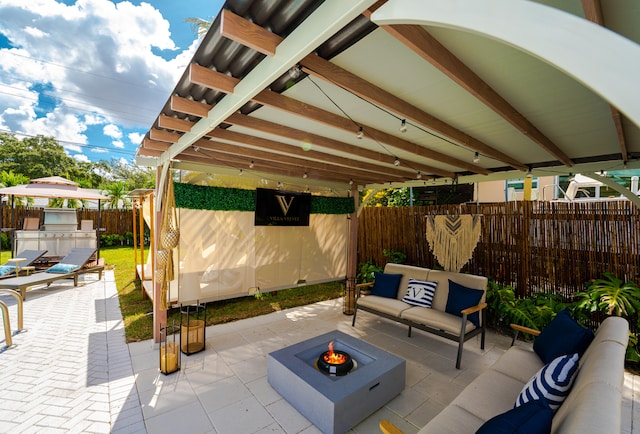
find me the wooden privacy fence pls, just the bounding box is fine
[358,201,640,298]
[1,205,133,235]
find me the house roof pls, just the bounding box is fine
[136,0,640,195]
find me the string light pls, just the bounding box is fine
[473,152,480,164]
[416,171,422,179]
[303,172,308,179]
[249,161,254,168]
[356,127,364,139]
[399,119,407,133]
[394,158,400,166]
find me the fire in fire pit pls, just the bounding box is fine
[317,340,354,376]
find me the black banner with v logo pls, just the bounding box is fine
[255,188,311,226]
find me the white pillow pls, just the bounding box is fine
[515,353,579,411]
[402,279,437,308]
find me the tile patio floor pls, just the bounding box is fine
[1,270,639,433]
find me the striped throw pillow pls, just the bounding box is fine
[402,279,437,308]
[515,353,579,411]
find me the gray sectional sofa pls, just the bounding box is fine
[386,315,628,433]
[351,263,488,369]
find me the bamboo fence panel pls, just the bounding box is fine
[358,201,640,298]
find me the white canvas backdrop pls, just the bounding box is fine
[175,209,348,304]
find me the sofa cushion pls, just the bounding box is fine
[475,399,552,434]
[370,272,403,298]
[445,280,484,327]
[426,270,487,311]
[384,263,430,301]
[401,307,476,335]
[515,353,579,411]
[533,308,594,364]
[0,265,14,276]
[402,278,437,307]
[356,295,412,317]
[451,370,526,422]
[491,346,544,384]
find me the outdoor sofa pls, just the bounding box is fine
[0,248,104,299]
[352,263,488,369]
[380,314,629,434]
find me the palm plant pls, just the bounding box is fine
[102,181,130,209]
[573,273,640,361]
[0,170,33,206]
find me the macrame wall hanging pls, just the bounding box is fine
[157,173,179,310]
[425,214,482,273]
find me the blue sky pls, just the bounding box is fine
[0,0,224,165]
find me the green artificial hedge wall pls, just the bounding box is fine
[174,182,354,215]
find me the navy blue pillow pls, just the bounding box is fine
[533,308,594,364]
[476,399,552,434]
[445,280,484,327]
[370,272,402,299]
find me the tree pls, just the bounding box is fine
[0,133,87,181]
[95,158,155,191]
[47,198,86,209]
[0,170,33,206]
[102,181,131,209]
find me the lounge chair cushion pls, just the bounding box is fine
[476,399,552,434]
[47,263,79,274]
[370,272,403,298]
[515,353,579,411]
[533,308,594,364]
[401,278,437,307]
[0,265,14,276]
[445,280,484,327]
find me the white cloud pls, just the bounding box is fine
[74,153,90,163]
[112,139,125,149]
[128,131,144,144]
[103,124,122,139]
[0,0,199,162]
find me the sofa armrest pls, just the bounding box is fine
[380,420,404,434]
[510,323,540,346]
[461,302,487,316]
[355,281,374,298]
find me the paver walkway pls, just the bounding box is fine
[0,271,144,433]
[1,271,639,433]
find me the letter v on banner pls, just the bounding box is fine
[276,195,295,216]
[255,188,311,226]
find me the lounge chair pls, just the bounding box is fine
[0,248,102,300]
[0,250,48,279]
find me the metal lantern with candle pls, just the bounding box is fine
[159,321,180,375]
[180,303,206,355]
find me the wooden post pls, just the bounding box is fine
[153,166,167,343]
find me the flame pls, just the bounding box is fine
[324,340,347,364]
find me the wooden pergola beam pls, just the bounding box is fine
[170,95,211,118]
[581,0,628,162]
[367,17,574,167]
[207,129,416,180]
[225,113,455,178]
[253,89,489,175]
[157,115,194,133]
[219,9,281,56]
[300,53,528,171]
[189,63,238,94]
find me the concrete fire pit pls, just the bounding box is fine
[267,330,405,434]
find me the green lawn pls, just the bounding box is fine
[99,246,345,342]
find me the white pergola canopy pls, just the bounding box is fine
[136,0,640,193]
